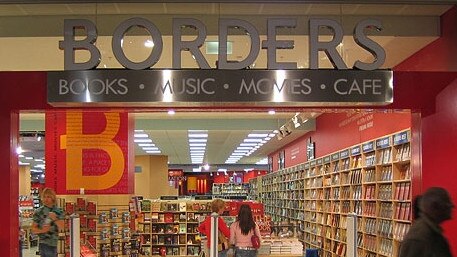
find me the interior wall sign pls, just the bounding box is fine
[59,17,385,71]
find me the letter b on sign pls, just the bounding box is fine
[57,112,129,192]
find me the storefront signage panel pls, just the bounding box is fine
[47,69,393,106]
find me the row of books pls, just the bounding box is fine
[394,182,411,201]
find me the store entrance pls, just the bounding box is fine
[17,109,415,257]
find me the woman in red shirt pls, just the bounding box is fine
[198,199,231,257]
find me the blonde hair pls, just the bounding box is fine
[40,187,57,204]
[211,199,226,213]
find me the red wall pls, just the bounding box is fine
[270,112,412,168]
[421,80,457,251]
[394,6,457,255]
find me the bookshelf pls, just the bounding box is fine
[261,129,412,257]
[261,165,305,243]
[212,183,251,199]
[57,196,138,257]
[137,199,212,256]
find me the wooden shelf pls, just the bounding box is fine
[259,129,412,257]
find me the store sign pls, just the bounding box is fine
[45,111,134,194]
[47,69,393,106]
[59,17,385,71]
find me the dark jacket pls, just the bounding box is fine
[399,215,452,257]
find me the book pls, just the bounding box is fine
[86,201,96,215]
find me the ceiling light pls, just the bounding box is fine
[168,110,175,115]
[240,143,257,146]
[16,147,23,154]
[190,153,205,156]
[248,133,269,137]
[134,129,144,132]
[134,133,149,138]
[190,147,206,150]
[138,143,155,147]
[189,143,206,147]
[218,169,227,172]
[244,138,263,142]
[268,110,276,115]
[25,156,33,160]
[190,150,205,153]
[189,139,207,143]
[203,164,210,171]
[193,168,201,172]
[19,161,30,165]
[143,147,159,151]
[134,139,152,143]
[188,134,208,138]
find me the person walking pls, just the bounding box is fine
[230,204,261,257]
[399,187,454,257]
[198,199,231,257]
[31,188,64,257]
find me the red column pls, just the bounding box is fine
[0,110,19,257]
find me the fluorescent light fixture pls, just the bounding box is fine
[18,154,24,158]
[231,153,245,156]
[189,130,208,133]
[188,134,208,138]
[234,150,249,153]
[237,147,253,150]
[190,147,206,150]
[265,137,271,141]
[189,143,206,147]
[138,143,155,147]
[191,153,205,157]
[269,133,276,137]
[256,158,268,165]
[218,168,227,172]
[190,150,205,153]
[273,130,279,134]
[35,159,44,162]
[244,138,263,142]
[248,133,269,138]
[240,143,257,146]
[193,168,201,172]
[19,161,30,165]
[25,156,33,160]
[203,164,210,170]
[143,147,159,151]
[268,110,276,115]
[16,147,23,154]
[134,133,149,138]
[134,129,144,132]
[168,110,176,115]
[189,139,207,143]
[134,139,152,143]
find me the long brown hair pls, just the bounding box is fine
[237,204,256,235]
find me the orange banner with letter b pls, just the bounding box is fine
[45,111,134,194]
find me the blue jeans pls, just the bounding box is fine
[235,249,257,257]
[219,249,229,257]
[39,243,57,257]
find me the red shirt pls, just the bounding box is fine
[198,216,230,248]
